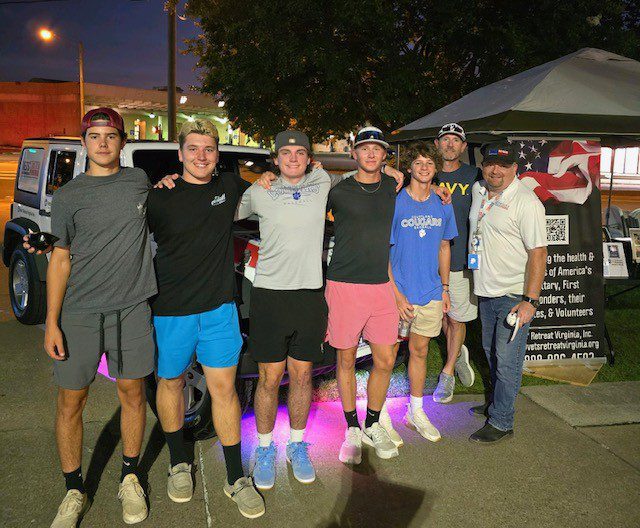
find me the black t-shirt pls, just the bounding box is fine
[147,172,248,316]
[327,176,397,284]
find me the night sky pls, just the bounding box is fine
[0,0,200,91]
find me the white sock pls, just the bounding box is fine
[289,428,305,443]
[410,395,423,415]
[257,431,273,448]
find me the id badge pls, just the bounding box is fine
[468,253,480,270]
[471,233,483,253]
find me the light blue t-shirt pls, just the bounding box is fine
[390,188,458,305]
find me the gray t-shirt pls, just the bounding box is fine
[236,168,343,290]
[51,167,157,313]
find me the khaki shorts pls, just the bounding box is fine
[410,300,443,338]
[447,270,478,323]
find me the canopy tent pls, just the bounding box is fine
[390,48,640,145]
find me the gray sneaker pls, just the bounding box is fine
[50,489,89,528]
[455,344,475,387]
[433,372,455,403]
[223,476,265,519]
[167,462,193,503]
[118,474,148,524]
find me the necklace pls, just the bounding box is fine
[355,177,382,194]
[406,188,430,202]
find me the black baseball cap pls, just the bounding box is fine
[437,123,466,142]
[274,130,311,152]
[481,141,518,164]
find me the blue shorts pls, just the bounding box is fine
[154,303,243,379]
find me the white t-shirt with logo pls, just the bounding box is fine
[469,177,547,298]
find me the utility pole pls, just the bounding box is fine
[78,41,85,117]
[168,3,177,141]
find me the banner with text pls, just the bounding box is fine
[512,139,605,364]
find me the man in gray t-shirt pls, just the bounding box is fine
[45,108,155,526]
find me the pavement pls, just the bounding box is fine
[0,261,639,527]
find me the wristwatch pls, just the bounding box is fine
[523,296,540,308]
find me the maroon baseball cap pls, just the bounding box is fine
[81,107,125,135]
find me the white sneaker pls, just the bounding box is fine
[455,344,475,387]
[379,403,403,447]
[118,474,148,524]
[50,489,89,528]
[167,462,193,503]
[362,422,399,459]
[338,427,362,465]
[404,405,441,442]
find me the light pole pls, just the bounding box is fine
[38,28,85,118]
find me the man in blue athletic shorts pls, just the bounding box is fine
[147,120,264,519]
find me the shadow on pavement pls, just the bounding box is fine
[315,449,432,528]
[84,408,122,501]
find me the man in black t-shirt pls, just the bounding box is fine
[147,120,264,519]
[326,127,402,463]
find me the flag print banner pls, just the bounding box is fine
[512,139,606,364]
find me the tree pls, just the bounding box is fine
[184,0,639,142]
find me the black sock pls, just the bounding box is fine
[222,442,244,486]
[121,454,139,482]
[164,429,188,467]
[365,408,381,429]
[344,409,360,429]
[64,467,85,493]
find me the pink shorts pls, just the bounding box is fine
[325,280,400,349]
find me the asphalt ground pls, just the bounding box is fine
[0,284,639,528]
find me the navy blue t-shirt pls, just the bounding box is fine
[436,163,481,271]
[390,188,457,305]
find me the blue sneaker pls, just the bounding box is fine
[252,442,276,490]
[286,441,316,484]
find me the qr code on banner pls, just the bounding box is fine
[546,215,569,245]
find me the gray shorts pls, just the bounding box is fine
[54,301,155,390]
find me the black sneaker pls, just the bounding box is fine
[469,403,489,417]
[469,423,513,443]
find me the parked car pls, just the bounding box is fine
[3,137,394,441]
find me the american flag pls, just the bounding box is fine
[513,140,600,204]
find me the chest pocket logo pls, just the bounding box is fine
[211,193,226,206]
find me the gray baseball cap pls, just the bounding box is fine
[274,130,311,152]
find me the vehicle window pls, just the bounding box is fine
[17,147,44,194]
[132,149,271,185]
[46,150,76,194]
[132,149,183,185]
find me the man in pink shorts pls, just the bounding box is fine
[326,127,401,463]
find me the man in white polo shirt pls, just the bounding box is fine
[468,141,547,443]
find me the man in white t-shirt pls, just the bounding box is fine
[468,141,547,443]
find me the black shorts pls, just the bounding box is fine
[249,287,328,363]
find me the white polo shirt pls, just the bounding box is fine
[469,177,546,298]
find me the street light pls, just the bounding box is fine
[37,28,85,118]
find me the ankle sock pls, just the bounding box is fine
[364,408,381,429]
[344,409,359,429]
[121,454,139,482]
[222,442,244,486]
[257,431,273,448]
[64,467,85,493]
[164,429,189,467]
[410,395,423,415]
[289,427,305,443]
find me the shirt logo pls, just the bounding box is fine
[211,194,226,206]
[136,202,146,216]
[400,214,442,229]
[267,184,319,201]
[419,229,426,237]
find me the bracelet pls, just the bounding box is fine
[442,283,449,287]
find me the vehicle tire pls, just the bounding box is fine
[145,366,255,442]
[8,247,46,324]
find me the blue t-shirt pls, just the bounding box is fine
[436,163,481,271]
[390,188,458,305]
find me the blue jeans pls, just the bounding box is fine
[478,295,531,431]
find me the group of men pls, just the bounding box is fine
[34,107,547,528]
